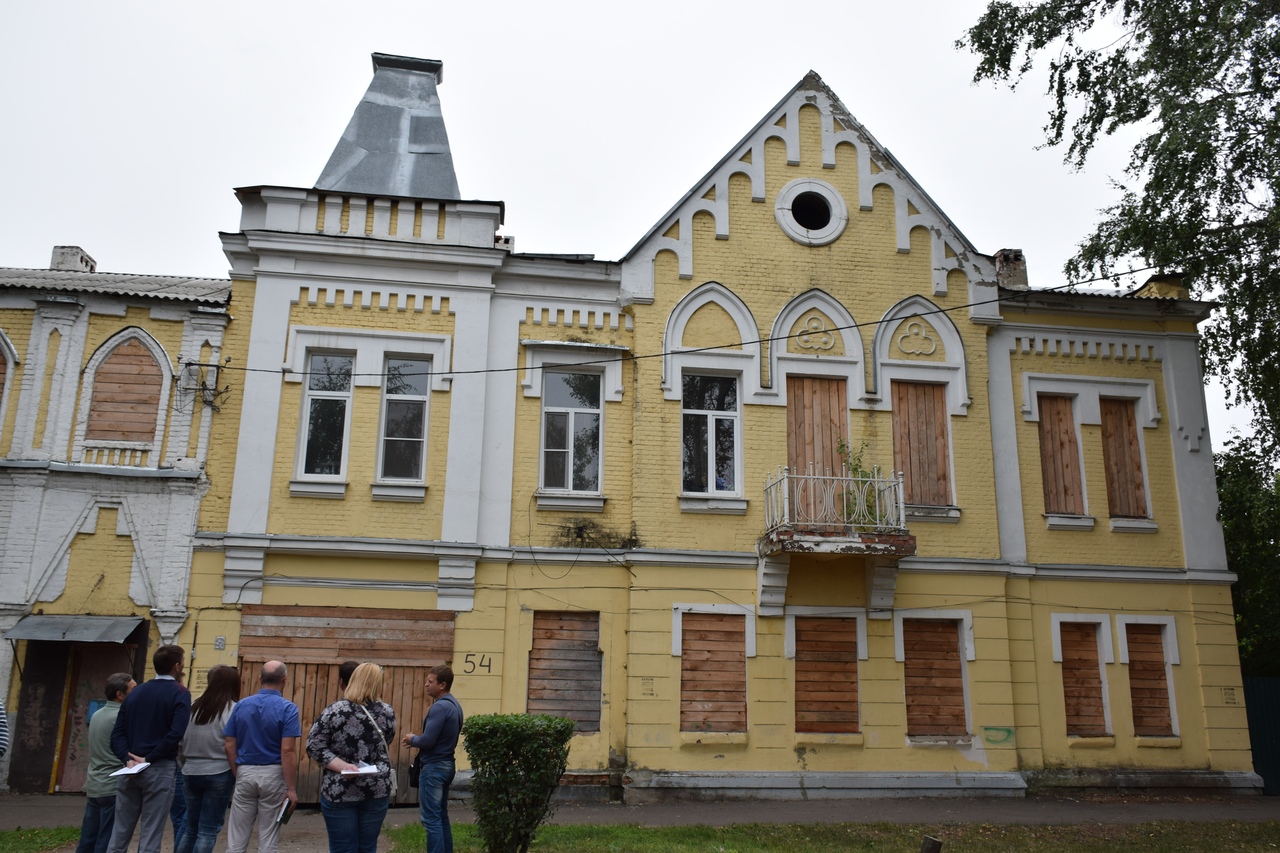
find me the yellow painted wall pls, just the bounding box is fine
[199,280,254,532]
[0,308,34,457]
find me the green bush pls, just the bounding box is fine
[462,713,575,853]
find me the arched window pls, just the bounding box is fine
[75,330,172,466]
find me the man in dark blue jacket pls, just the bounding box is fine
[402,665,463,853]
[106,644,190,853]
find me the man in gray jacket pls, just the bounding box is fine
[76,673,136,853]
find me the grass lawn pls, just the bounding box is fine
[386,820,1280,852]
[0,827,79,853]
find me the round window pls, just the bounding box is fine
[774,179,848,246]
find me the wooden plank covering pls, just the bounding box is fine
[527,611,602,732]
[794,617,859,733]
[1125,623,1174,736]
[85,339,163,441]
[787,376,848,475]
[1059,621,1108,737]
[1037,394,1085,515]
[891,381,951,506]
[681,612,746,732]
[237,605,453,805]
[902,619,967,737]
[1100,397,1148,518]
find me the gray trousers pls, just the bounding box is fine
[105,758,177,853]
[225,764,286,853]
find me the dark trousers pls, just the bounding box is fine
[75,795,116,853]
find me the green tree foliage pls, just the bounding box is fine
[959,1,1280,453]
[1216,434,1280,676]
[461,713,575,853]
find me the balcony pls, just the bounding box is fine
[759,466,917,556]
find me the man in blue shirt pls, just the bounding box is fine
[106,645,190,853]
[223,661,300,853]
[402,665,464,853]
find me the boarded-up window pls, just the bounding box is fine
[787,376,848,476]
[85,339,163,442]
[891,381,951,506]
[680,612,746,732]
[1060,622,1108,737]
[1101,398,1147,518]
[238,605,454,805]
[1126,623,1174,736]
[902,619,967,736]
[794,617,858,733]
[1037,394,1085,515]
[527,611,602,733]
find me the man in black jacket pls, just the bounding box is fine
[106,644,190,853]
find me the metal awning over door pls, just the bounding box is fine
[3,615,143,643]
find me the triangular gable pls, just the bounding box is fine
[620,72,1000,323]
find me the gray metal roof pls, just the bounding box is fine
[0,268,231,305]
[316,53,461,200]
[3,614,143,643]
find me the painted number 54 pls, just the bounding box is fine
[462,653,493,674]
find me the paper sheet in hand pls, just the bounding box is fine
[109,762,150,777]
[340,761,379,775]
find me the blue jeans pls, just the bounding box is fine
[419,760,455,853]
[170,764,187,845]
[320,796,389,853]
[175,770,233,853]
[75,795,116,853]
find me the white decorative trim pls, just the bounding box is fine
[371,484,426,502]
[71,328,175,468]
[784,607,868,660]
[774,178,849,246]
[766,289,865,404]
[1046,514,1096,531]
[1116,615,1179,665]
[906,506,960,523]
[1021,374,1159,427]
[662,282,763,401]
[0,328,19,449]
[536,492,605,512]
[1111,518,1158,533]
[1050,613,1115,663]
[679,495,748,514]
[869,295,970,413]
[672,602,757,657]
[283,327,452,390]
[520,340,628,402]
[289,480,347,499]
[893,609,975,662]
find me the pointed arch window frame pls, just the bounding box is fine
[72,328,174,467]
[0,328,18,449]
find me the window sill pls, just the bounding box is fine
[906,505,961,523]
[371,484,426,502]
[1045,514,1095,531]
[680,731,747,746]
[1067,735,1116,749]
[906,735,971,747]
[795,733,863,746]
[679,495,748,515]
[1136,735,1181,748]
[290,480,347,499]
[1111,517,1158,533]
[535,492,606,513]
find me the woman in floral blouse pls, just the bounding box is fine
[305,663,397,853]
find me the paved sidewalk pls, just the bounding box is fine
[5,792,1280,851]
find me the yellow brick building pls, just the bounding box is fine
[0,54,1255,799]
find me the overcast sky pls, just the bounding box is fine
[0,0,1252,446]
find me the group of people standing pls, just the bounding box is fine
[75,644,464,853]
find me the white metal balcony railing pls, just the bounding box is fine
[763,465,907,535]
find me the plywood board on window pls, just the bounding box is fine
[1037,394,1085,515]
[1060,621,1108,737]
[528,611,602,732]
[891,381,951,506]
[1100,397,1147,518]
[1125,623,1173,736]
[794,616,859,733]
[85,340,163,441]
[902,619,967,737]
[680,612,746,732]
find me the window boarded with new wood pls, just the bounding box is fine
[527,611,602,733]
[238,605,454,805]
[1060,621,1108,736]
[794,617,858,733]
[1100,397,1147,518]
[1125,623,1174,736]
[787,376,848,476]
[85,339,163,442]
[891,381,951,506]
[902,619,967,737]
[680,612,746,732]
[1037,394,1085,515]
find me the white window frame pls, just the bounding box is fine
[1051,613,1114,737]
[784,606,868,660]
[374,354,432,501]
[679,370,744,512]
[293,350,356,496]
[1116,614,1180,736]
[538,368,605,499]
[671,603,757,657]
